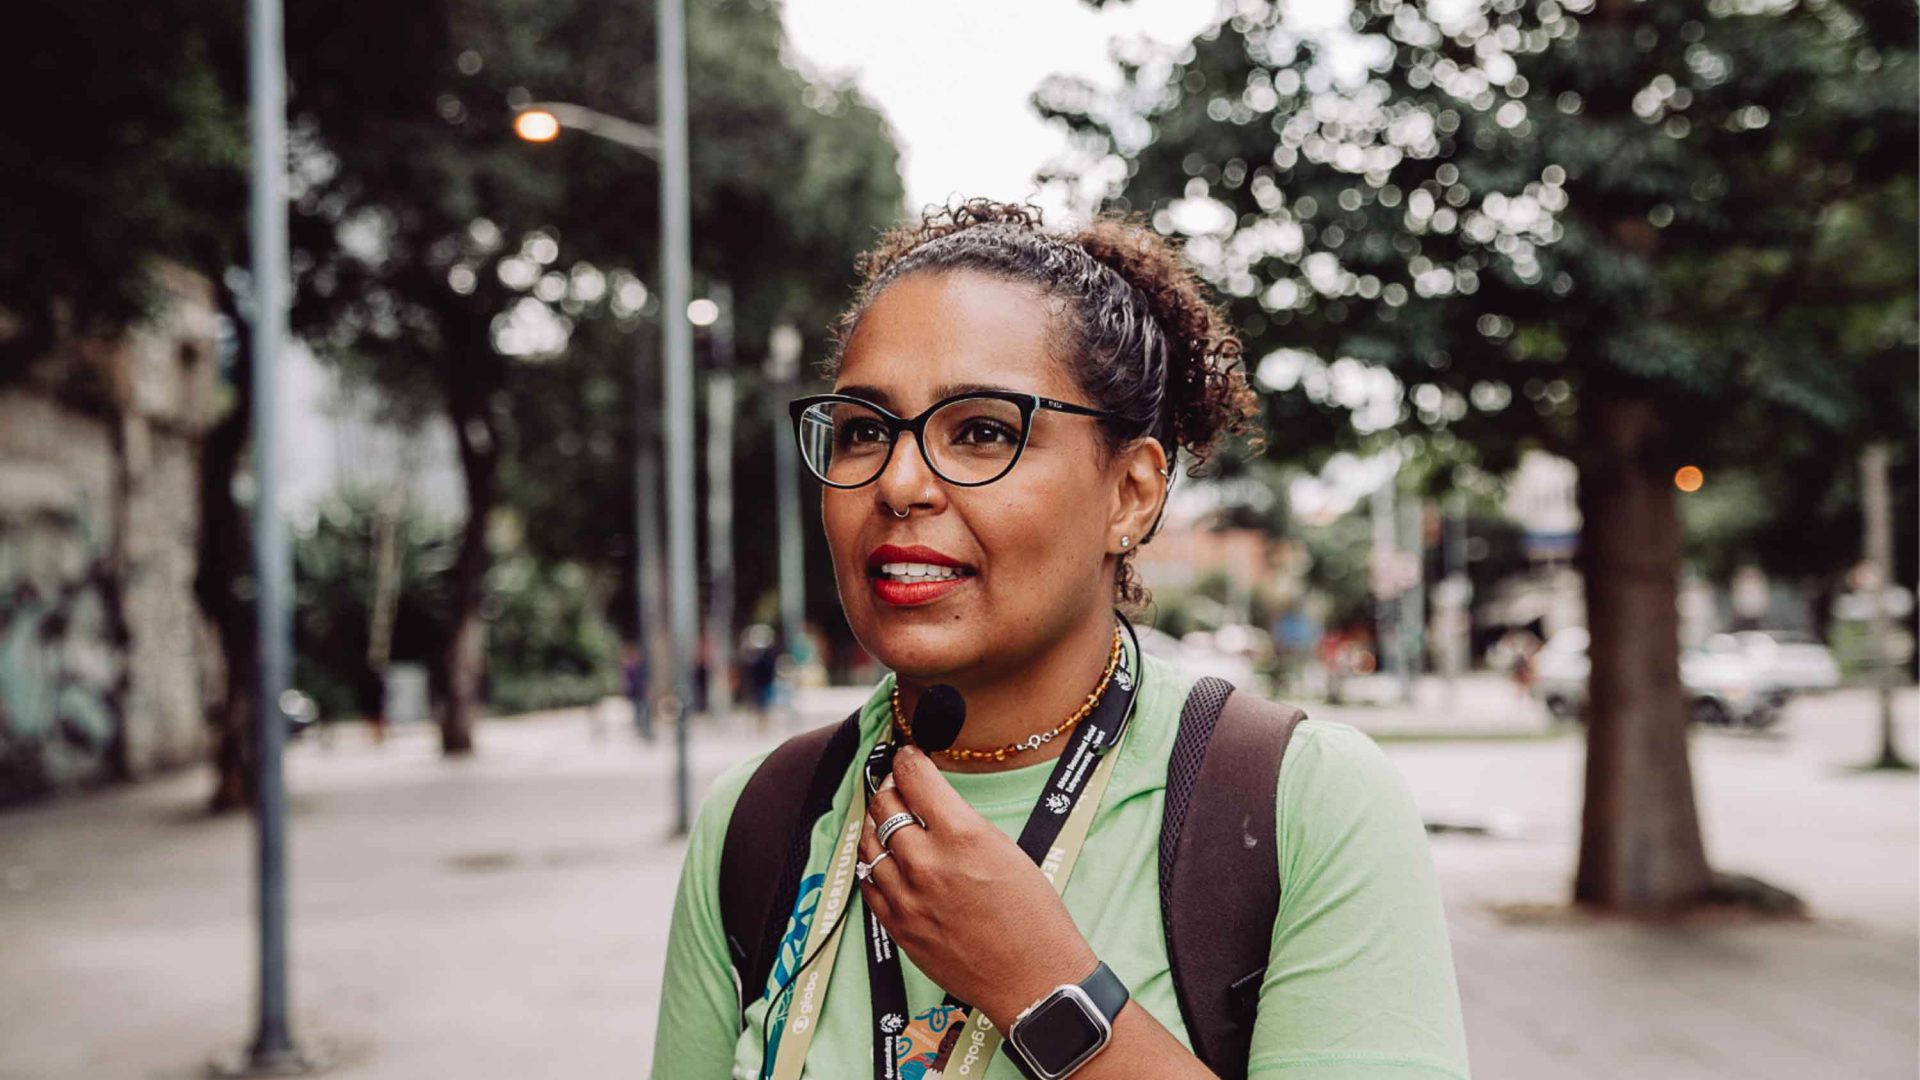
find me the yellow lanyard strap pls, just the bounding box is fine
[766,781,870,1080]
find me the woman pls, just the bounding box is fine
[650,201,1470,1079]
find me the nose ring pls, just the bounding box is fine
[889,505,910,519]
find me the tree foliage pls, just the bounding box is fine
[1042,0,1916,910]
[1041,0,1915,477]
[282,0,906,746]
[291,494,620,719]
[0,0,906,775]
[287,0,904,393]
[0,0,248,374]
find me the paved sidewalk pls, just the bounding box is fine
[0,687,1912,1079]
[1395,687,1919,1080]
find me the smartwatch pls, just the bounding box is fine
[1005,960,1130,1080]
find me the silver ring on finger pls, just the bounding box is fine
[875,811,923,850]
[855,849,892,882]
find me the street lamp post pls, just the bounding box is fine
[658,0,696,835]
[766,323,806,696]
[511,102,671,713]
[1439,491,1471,710]
[222,0,317,1070]
[512,102,671,747]
[635,341,665,739]
[1399,494,1425,704]
[509,17,698,834]
[1370,474,1403,692]
[695,288,735,721]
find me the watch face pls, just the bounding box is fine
[1015,992,1107,1074]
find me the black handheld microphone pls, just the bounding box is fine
[865,683,967,795]
[910,683,967,754]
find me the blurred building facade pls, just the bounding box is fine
[1480,449,1760,648]
[1131,521,1276,595]
[1479,450,1586,640]
[0,263,219,801]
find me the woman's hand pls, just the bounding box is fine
[857,744,1098,1031]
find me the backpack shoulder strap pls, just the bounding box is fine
[1160,676,1307,1080]
[718,709,865,1030]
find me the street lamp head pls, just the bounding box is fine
[687,298,721,327]
[513,109,561,143]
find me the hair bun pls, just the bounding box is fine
[1068,216,1261,474]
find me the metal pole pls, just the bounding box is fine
[704,284,736,720]
[1400,494,1425,704]
[767,325,806,678]
[232,0,309,1069]
[635,336,664,741]
[1370,474,1401,691]
[659,0,696,836]
[775,445,806,661]
[1442,490,1470,709]
[1861,444,1910,769]
[247,0,292,1054]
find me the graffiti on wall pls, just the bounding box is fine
[0,504,126,801]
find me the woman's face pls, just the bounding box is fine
[824,271,1149,682]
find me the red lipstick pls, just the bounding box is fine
[867,544,977,607]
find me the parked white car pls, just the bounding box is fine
[1531,627,1789,728]
[1680,646,1790,728]
[1716,630,1842,694]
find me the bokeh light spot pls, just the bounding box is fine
[513,109,561,143]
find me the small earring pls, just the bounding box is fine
[1119,536,1131,550]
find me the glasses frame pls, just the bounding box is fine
[788,390,1129,489]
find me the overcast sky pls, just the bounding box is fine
[779,0,1219,222]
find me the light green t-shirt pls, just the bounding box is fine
[649,645,1470,1079]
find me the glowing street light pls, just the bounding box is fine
[687,297,720,326]
[510,101,661,157]
[1674,465,1704,493]
[513,108,561,143]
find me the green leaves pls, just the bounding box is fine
[1051,0,1914,493]
[0,0,248,374]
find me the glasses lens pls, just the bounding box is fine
[798,401,893,486]
[926,396,1027,484]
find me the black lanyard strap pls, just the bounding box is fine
[863,613,1144,1080]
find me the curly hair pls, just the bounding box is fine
[825,198,1262,613]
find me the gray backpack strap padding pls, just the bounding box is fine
[718,710,865,1030]
[1160,676,1307,1080]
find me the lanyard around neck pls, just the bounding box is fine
[762,614,1145,1080]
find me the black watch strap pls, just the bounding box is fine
[1080,961,1130,1023]
[1007,961,1130,1080]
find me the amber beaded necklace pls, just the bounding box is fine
[888,622,1126,763]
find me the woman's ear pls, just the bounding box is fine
[1108,436,1170,554]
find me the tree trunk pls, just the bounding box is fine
[1572,396,1715,911]
[437,385,498,756]
[195,283,258,812]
